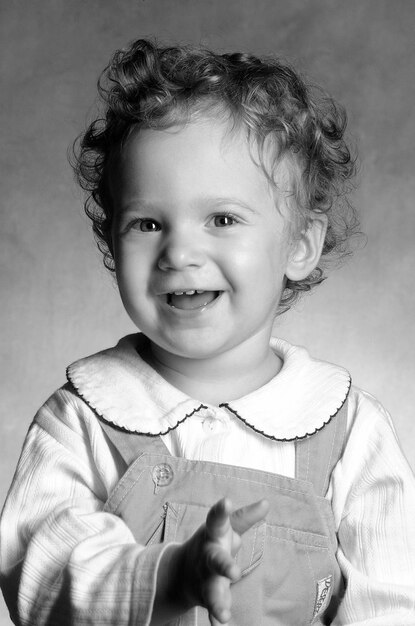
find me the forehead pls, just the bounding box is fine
[111,116,296,211]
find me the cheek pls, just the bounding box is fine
[115,247,147,299]
[224,232,287,282]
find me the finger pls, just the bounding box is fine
[230,498,269,535]
[209,614,229,626]
[205,575,232,625]
[209,613,229,626]
[205,544,241,582]
[206,497,232,540]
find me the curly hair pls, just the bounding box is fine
[72,38,359,309]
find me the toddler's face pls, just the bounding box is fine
[111,116,296,362]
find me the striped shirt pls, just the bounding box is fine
[1,334,414,625]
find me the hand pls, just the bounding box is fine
[179,497,269,625]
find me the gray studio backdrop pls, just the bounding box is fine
[1,1,415,623]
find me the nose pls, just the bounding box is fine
[157,228,206,271]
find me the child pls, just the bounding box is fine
[1,38,415,626]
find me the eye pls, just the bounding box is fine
[130,218,161,232]
[212,214,238,228]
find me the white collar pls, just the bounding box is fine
[66,333,351,441]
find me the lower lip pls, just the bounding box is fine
[161,291,223,315]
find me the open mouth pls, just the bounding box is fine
[166,290,221,310]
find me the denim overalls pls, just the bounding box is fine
[100,401,347,626]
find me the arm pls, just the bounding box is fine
[0,388,268,626]
[0,388,171,625]
[329,390,415,625]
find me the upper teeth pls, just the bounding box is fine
[171,290,204,295]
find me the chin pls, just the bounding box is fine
[169,343,220,361]
[157,333,229,361]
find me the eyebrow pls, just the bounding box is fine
[200,196,256,213]
[117,200,159,214]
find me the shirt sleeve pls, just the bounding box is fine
[0,386,170,626]
[329,389,415,625]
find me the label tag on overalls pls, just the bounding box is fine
[313,575,332,621]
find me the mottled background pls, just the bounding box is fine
[1,1,415,623]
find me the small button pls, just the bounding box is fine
[202,417,217,432]
[152,463,174,487]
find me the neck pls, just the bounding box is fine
[142,333,282,406]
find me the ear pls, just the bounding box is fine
[285,214,328,281]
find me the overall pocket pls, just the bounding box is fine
[261,524,336,626]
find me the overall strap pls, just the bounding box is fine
[295,398,348,497]
[99,419,170,467]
